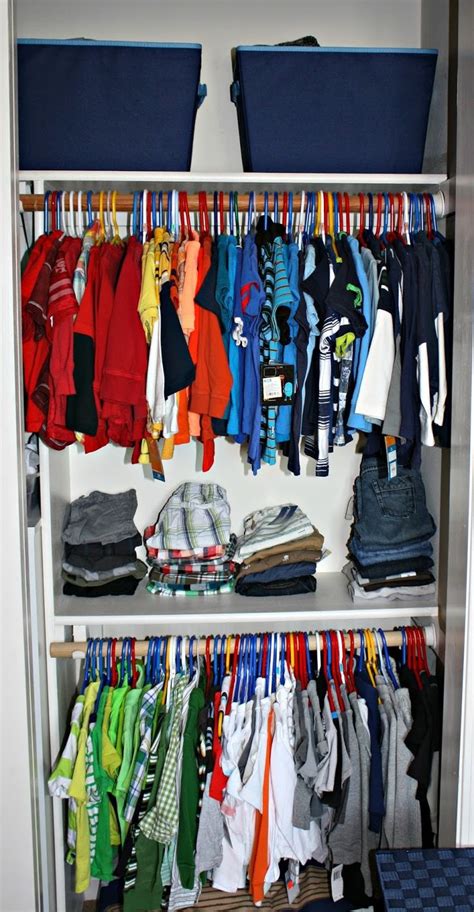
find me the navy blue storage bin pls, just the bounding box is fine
[18,39,207,170]
[231,46,437,173]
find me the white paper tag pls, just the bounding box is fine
[331,864,344,902]
[262,375,283,400]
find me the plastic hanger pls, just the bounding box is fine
[174,636,181,676]
[378,628,399,690]
[220,635,226,688]
[61,191,68,236]
[315,631,321,677]
[234,192,240,243]
[282,192,288,238]
[273,191,279,224]
[225,634,232,678]
[80,639,94,693]
[329,630,344,711]
[213,635,220,686]
[374,193,381,237]
[374,630,389,684]
[358,193,367,247]
[188,635,196,679]
[43,190,51,234]
[247,190,255,236]
[56,191,63,232]
[263,191,269,231]
[381,193,389,245]
[347,629,356,693]
[343,192,350,236]
[297,190,305,248]
[322,632,337,714]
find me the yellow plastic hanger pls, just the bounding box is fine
[98,190,106,243]
[364,628,377,687]
[315,192,322,237]
[111,190,122,245]
[225,636,232,676]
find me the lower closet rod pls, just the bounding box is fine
[50,624,436,659]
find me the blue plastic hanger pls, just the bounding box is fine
[43,190,51,234]
[264,192,269,231]
[378,628,399,690]
[56,191,62,231]
[80,639,94,694]
[400,627,407,666]
[85,191,92,229]
[280,633,286,687]
[288,192,293,241]
[188,635,196,680]
[236,634,247,703]
[145,637,154,684]
[247,190,255,235]
[271,633,278,695]
[273,192,279,224]
[151,192,157,231]
[175,636,182,675]
[430,194,438,233]
[213,635,220,685]
[106,638,113,686]
[367,193,374,233]
[304,633,312,681]
[257,634,263,679]
[151,637,161,685]
[219,636,226,686]
[132,192,139,238]
[381,193,389,244]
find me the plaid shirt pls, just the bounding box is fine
[146,483,231,553]
[145,532,237,565]
[147,580,235,597]
[149,567,235,587]
[124,684,162,824]
[140,677,187,843]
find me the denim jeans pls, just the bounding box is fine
[350,535,434,565]
[353,457,436,548]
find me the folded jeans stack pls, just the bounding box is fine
[344,457,437,601]
[145,482,236,596]
[62,489,146,597]
[234,504,324,597]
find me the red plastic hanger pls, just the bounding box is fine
[344,192,350,235]
[375,193,383,237]
[358,193,367,247]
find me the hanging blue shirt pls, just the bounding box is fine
[346,234,373,434]
[241,233,265,475]
[227,243,243,438]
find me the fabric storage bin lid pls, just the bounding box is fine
[18,38,207,171]
[231,45,437,173]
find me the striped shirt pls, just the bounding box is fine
[235,504,314,562]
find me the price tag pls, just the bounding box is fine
[384,435,398,481]
[260,363,295,405]
[262,374,283,400]
[331,864,344,903]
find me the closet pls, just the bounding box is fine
[2,1,473,911]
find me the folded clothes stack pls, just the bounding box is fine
[344,457,437,601]
[145,482,237,597]
[234,504,324,597]
[62,489,146,597]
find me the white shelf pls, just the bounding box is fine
[55,571,438,632]
[19,170,448,190]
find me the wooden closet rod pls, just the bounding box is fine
[19,191,445,216]
[50,624,436,658]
